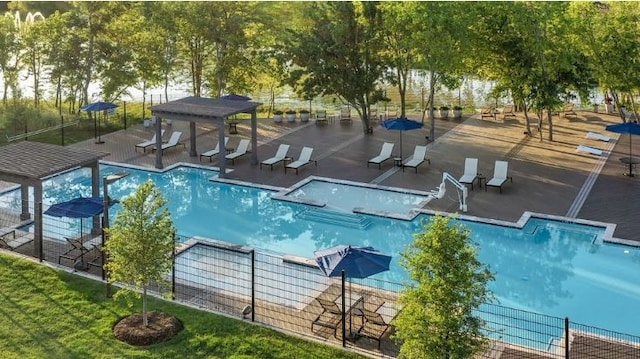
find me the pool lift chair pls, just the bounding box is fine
[427,172,469,212]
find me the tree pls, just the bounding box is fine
[284,2,386,133]
[105,181,176,327]
[394,215,494,359]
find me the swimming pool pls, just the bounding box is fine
[2,163,639,340]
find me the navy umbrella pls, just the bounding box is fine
[315,245,391,336]
[81,101,118,144]
[220,94,251,101]
[606,122,640,176]
[380,117,424,159]
[45,197,109,237]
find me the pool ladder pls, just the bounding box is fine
[297,208,371,230]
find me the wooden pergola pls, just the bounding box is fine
[150,96,262,176]
[0,141,108,261]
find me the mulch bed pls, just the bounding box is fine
[113,311,183,346]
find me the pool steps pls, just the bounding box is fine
[296,208,371,229]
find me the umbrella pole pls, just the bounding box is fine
[630,134,634,177]
[399,131,403,160]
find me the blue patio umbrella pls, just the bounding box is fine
[220,94,251,101]
[45,197,110,237]
[380,117,424,159]
[606,122,640,176]
[315,245,391,336]
[81,101,118,144]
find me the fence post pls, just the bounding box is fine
[565,317,569,359]
[251,250,255,322]
[341,270,346,347]
[171,231,176,300]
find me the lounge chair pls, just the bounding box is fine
[340,107,352,123]
[200,137,230,162]
[311,297,344,338]
[0,228,32,251]
[152,131,184,153]
[480,107,497,120]
[560,103,577,117]
[586,132,611,142]
[402,145,430,173]
[225,138,250,165]
[501,105,517,120]
[621,107,638,123]
[458,158,479,190]
[285,147,317,174]
[315,110,328,125]
[58,235,101,268]
[260,144,291,170]
[357,308,392,350]
[135,129,165,152]
[486,160,513,193]
[577,145,603,156]
[367,142,394,169]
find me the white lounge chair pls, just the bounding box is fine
[367,142,394,169]
[402,145,430,173]
[585,132,611,142]
[458,158,479,190]
[486,160,513,193]
[153,131,184,153]
[285,147,317,174]
[0,228,32,251]
[200,137,230,162]
[135,130,165,152]
[225,139,250,164]
[577,145,603,156]
[260,144,291,170]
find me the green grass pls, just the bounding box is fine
[0,253,365,359]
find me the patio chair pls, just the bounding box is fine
[311,297,344,338]
[200,137,230,162]
[621,107,638,123]
[225,138,251,165]
[501,105,517,120]
[58,235,101,268]
[357,308,392,350]
[560,103,577,118]
[285,147,317,174]
[340,107,352,123]
[586,132,611,142]
[315,110,328,125]
[153,131,184,153]
[486,160,513,193]
[0,228,32,251]
[480,107,497,120]
[577,145,603,156]
[402,145,430,173]
[458,158,479,190]
[367,142,395,169]
[260,144,291,170]
[135,129,165,152]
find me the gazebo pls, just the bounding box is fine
[0,141,108,261]
[150,96,262,176]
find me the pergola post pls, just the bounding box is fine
[189,122,197,157]
[33,182,43,261]
[218,119,227,178]
[251,110,258,166]
[155,116,163,169]
[20,185,30,220]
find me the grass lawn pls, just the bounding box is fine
[0,253,366,359]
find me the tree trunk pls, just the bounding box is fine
[429,70,437,142]
[143,286,148,327]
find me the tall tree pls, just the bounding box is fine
[105,181,176,327]
[395,215,494,359]
[284,2,386,133]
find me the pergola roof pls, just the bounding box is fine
[150,96,262,122]
[0,141,108,183]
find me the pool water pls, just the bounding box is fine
[3,164,640,339]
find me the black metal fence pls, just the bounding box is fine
[0,197,638,358]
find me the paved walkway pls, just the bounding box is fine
[72,110,639,243]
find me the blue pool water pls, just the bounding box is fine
[3,164,640,340]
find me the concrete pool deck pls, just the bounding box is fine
[70,108,638,243]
